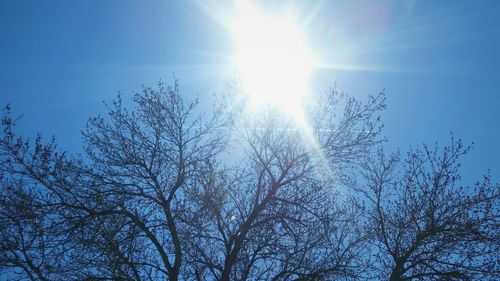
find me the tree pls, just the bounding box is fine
[0,179,74,281]
[1,82,229,280]
[184,104,382,280]
[0,80,498,281]
[350,139,500,281]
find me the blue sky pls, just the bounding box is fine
[1,0,499,182]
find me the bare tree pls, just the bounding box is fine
[0,82,386,280]
[2,79,497,281]
[184,89,386,281]
[79,81,228,280]
[0,105,98,280]
[1,81,229,280]
[352,139,500,281]
[0,179,70,281]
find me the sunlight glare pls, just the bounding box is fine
[231,0,315,118]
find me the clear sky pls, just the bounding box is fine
[1,0,499,183]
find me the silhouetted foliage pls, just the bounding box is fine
[0,81,498,281]
[348,140,499,281]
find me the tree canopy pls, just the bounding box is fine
[1,81,498,281]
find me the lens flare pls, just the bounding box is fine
[231,0,315,119]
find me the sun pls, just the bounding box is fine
[231,0,315,118]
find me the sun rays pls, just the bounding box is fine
[230,0,315,120]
